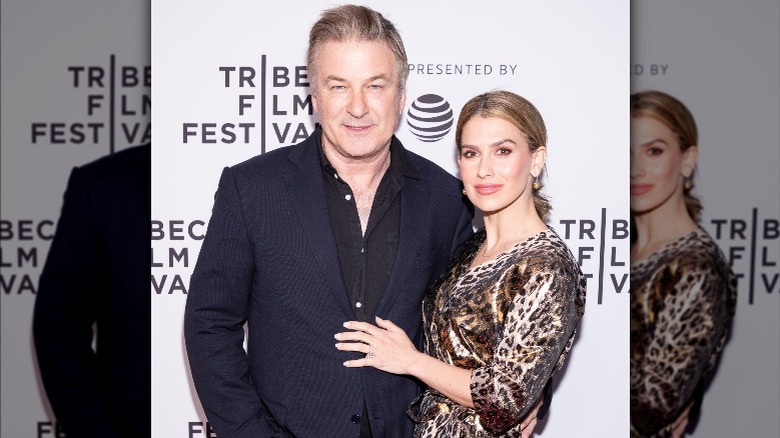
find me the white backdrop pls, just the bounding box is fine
[0,1,150,437]
[152,1,629,436]
[632,0,780,436]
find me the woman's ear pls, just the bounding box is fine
[531,146,547,177]
[682,145,699,177]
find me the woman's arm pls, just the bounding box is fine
[335,317,543,436]
[335,256,584,433]
[630,262,733,435]
[467,261,582,432]
[336,317,475,407]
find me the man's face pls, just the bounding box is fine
[312,39,406,162]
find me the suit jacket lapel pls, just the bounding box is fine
[375,175,429,316]
[283,140,354,319]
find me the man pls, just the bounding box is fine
[33,144,151,438]
[183,5,473,437]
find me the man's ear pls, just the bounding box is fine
[398,88,407,116]
[312,91,320,114]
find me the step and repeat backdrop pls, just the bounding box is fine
[0,1,150,437]
[631,0,779,436]
[152,0,629,437]
[3,0,776,437]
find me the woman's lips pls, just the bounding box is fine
[630,184,653,195]
[475,184,502,195]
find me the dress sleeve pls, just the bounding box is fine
[630,260,733,435]
[470,256,583,433]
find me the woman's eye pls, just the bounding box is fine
[647,147,663,156]
[461,150,477,158]
[496,147,512,155]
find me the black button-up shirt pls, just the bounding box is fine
[318,134,418,321]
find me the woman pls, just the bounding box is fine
[629,90,737,437]
[335,90,586,436]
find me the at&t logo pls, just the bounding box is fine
[406,94,453,143]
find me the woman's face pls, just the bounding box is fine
[630,116,696,215]
[457,116,544,215]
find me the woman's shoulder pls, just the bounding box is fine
[508,229,587,292]
[656,229,731,275]
[503,228,587,316]
[633,229,737,310]
[517,228,581,270]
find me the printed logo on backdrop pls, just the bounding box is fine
[3,55,150,297]
[408,63,519,76]
[36,420,66,437]
[0,220,54,295]
[188,421,217,438]
[406,94,454,142]
[149,209,632,301]
[706,208,779,304]
[182,55,316,153]
[554,207,779,305]
[179,58,521,152]
[556,208,630,305]
[630,63,670,76]
[31,54,151,152]
[151,219,206,295]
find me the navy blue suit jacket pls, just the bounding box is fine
[184,134,473,438]
[33,144,151,438]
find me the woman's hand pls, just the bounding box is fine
[670,404,691,438]
[337,317,474,407]
[335,316,424,375]
[519,397,542,438]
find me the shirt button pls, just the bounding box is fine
[360,247,365,253]
[334,173,339,179]
[355,302,363,308]
[351,414,361,424]
[345,194,352,201]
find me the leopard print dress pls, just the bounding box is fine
[630,229,737,437]
[408,228,586,437]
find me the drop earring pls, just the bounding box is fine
[683,177,693,190]
[532,176,541,190]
